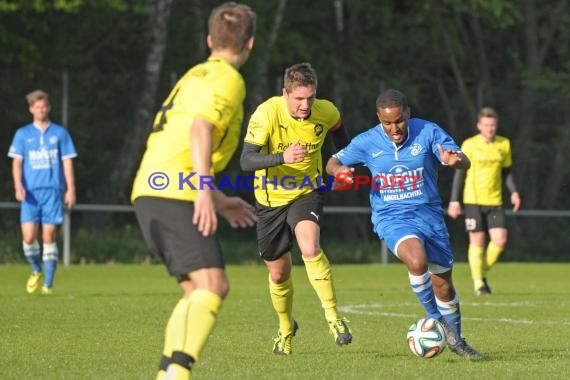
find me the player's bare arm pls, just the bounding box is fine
[11,157,26,202]
[63,158,76,209]
[326,156,354,183]
[191,117,217,236]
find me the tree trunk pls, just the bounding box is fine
[249,0,288,111]
[107,0,173,203]
[192,0,206,60]
[431,0,476,123]
[332,0,345,111]
[514,0,567,208]
[468,14,494,106]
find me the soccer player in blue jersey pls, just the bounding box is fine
[8,89,77,295]
[326,89,483,359]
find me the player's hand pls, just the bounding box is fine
[14,185,25,202]
[217,196,257,228]
[437,144,464,167]
[332,166,355,190]
[193,190,218,236]
[283,141,308,164]
[447,201,461,219]
[65,188,76,209]
[511,192,521,212]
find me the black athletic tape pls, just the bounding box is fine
[159,355,170,371]
[171,351,195,371]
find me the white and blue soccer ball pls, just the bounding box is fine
[406,318,446,358]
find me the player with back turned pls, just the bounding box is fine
[131,3,256,379]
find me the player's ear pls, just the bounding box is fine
[206,34,213,49]
[246,36,255,51]
[404,107,411,119]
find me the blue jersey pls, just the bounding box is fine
[333,118,459,228]
[8,122,77,191]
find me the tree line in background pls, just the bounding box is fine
[0,0,569,259]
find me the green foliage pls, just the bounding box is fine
[0,0,569,257]
[1,263,569,379]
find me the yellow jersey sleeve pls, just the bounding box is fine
[462,135,512,206]
[244,97,340,207]
[131,58,245,203]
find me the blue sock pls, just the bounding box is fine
[409,272,442,319]
[436,294,462,336]
[23,241,42,273]
[43,243,59,288]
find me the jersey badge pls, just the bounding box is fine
[410,143,423,156]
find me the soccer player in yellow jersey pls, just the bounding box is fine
[131,3,256,379]
[240,62,352,355]
[447,107,521,296]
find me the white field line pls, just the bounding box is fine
[339,303,570,326]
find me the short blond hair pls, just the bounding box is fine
[26,90,49,106]
[208,2,256,54]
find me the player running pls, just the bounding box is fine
[326,89,483,360]
[240,62,352,355]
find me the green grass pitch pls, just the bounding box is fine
[1,263,569,379]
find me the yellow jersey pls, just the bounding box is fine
[461,134,512,206]
[244,96,341,207]
[131,58,245,203]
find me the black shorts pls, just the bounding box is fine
[256,190,324,261]
[134,196,224,280]
[463,204,506,232]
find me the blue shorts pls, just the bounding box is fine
[21,188,64,225]
[374,214,454,273]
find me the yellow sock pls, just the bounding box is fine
[303,250,338,321]
[485,241,504,272]
[182,289,223,361]
[269,275,294,334]
[157,298,190,380]
[468,245,485,290]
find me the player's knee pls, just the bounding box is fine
[299,245,321,259]
[406,257,428,274]
[493,237,507,248]
[269,271,290,284]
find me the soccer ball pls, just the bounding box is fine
[406,318,446,358]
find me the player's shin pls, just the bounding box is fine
[42,243,58,288]
[158,298,191,379]
[408,272,441,319]
[485,241,504,270]
[181,289,223,361]
[269,275,294,334]
[436,293,461,336]
[468,245,485,289]
[23,240,42,273]
[303,250,338,321]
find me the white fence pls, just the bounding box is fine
[2,201,570,266]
